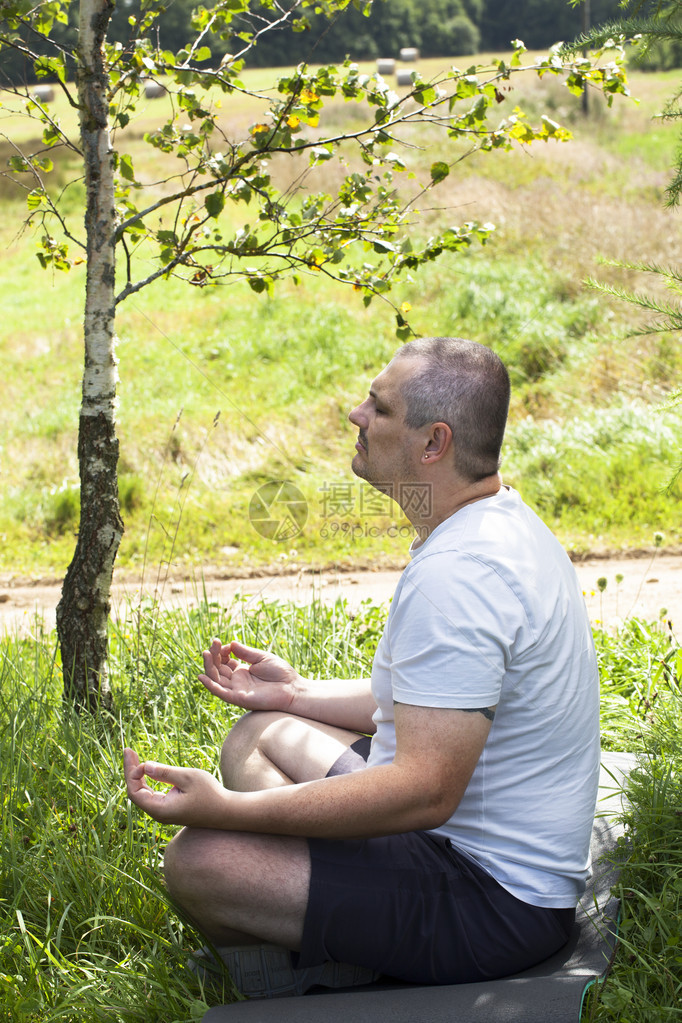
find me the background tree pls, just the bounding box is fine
[0,0,633,83]
[0,0,629,710]
[479,0,623,51]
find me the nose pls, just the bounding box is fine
[348,400,368,427]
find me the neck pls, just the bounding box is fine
[408,474,502,545]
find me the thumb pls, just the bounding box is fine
[228,640,268,664]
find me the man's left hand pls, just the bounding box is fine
[124,748,228,827]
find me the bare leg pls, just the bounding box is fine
[220,710,363,791]
[165,712,365,944]
[164,826,311,948]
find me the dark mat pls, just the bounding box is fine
[202,752,635,1023]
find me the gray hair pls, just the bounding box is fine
[394,337,510,482]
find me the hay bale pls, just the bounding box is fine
[144,80,166,99]
[399,47,419,61]
[376,58,396,75]
[395,69,414,87]
[31,84,54,103]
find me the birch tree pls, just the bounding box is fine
[0,0,629,710]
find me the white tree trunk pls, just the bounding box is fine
[56,0,122,711]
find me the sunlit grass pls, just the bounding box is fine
[584,625,682,1022]
[0,596,385,1021]
[1,56,681,576]
[1,596,679,1020]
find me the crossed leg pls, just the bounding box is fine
[163,711,363,947]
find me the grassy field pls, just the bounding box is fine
[1,596,681,1022]
[2,47,682,1023]
[0,53,681,583]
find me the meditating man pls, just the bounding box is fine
[124,337,600,999]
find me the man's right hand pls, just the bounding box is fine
[199,638,302,713]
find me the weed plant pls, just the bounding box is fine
[0,595,679,1021]
[584,625,682,1022]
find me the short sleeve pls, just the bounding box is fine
[386,552,526,709]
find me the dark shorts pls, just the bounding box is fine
[298,737,575,985]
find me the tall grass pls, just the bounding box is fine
[1,595,679,1020]
[0,596,385,1021]
[585,623,682,1022]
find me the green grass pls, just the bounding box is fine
[1,53,681,579]
[584,624,682,1022]
[0,595,385,1022]
[2,42,682,1023]
[0,596,679,1020]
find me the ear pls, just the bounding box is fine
[421,423,452,464]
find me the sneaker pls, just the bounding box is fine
[189,943,381,999]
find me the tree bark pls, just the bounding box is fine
[582,0,591,116]
[57,0,122,712]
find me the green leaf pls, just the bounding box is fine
[8,155,29,173]
[430,161,449,184]
[42,125,61,147]
[205,191,226,218]
[414,86,436,105]
[310,145,333,163]
[119,153,136,182]
[26,188,45,210]
[34,54,66,83]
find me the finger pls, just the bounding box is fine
[124,746,140,770]
[210,638,224,670]
[124,747,144,784]
[218,642,234,664]
[199,672,232,699]
[143,760,186,790]
[202,649,223,681]
[124,748,154,801]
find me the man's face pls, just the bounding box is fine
[348,356,424,493]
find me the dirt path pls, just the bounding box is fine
[1,552,681,635]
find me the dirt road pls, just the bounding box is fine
[1,552,681,635]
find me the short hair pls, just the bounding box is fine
[394,337,510,482]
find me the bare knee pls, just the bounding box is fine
[163,827,205,908]
[220,710,289,787]
[163,827,311,948]
[163,827,254,942]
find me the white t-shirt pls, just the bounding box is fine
[367,486,600,908]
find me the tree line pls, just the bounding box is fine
[0,0,634,87]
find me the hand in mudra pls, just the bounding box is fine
[198,638,302,712]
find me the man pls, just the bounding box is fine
[124,337,600,999]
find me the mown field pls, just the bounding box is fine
[0,52,681,581]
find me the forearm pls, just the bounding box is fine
[290,676,377,734]
[214,763,449,839]
[126,707,486,835]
